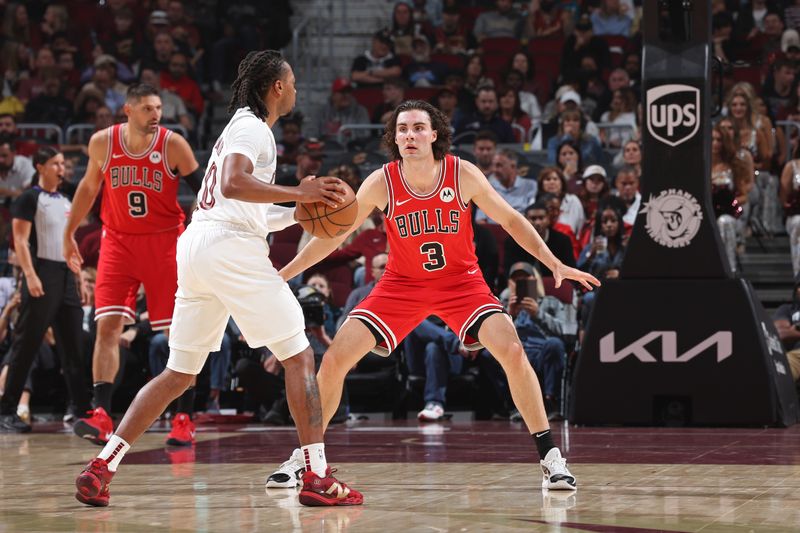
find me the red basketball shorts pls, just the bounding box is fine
[348,270,505,356]
[94,225,182,330]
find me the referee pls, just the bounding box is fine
[0,146,90,432]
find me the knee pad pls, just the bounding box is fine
[166,349,209,375]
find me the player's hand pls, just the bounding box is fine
[26,273,44,297]
[63,234,83,274]
[553,263,601,291]
[297,176,347,208]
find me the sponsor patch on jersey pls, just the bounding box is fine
[439,187,455,202]
[149,151,162,164]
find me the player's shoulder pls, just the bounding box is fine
[87,126,114,161]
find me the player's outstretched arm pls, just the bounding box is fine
[167,132,201,193]
[461,160,600,291]
[279,169,388,282]
[63,130,108,274]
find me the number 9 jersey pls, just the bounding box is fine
[100,123,184,234]
[382,154,478,279]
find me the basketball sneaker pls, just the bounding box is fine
[75,458,115,507]
[298,467,363,506]
[0,413,31,433]
[540,448,577,490]
[165,413,195,446]
[73,407,114,445]
[417,402,445,422]
[266,448,304,488]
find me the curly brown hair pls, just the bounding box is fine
[383,100,452,161]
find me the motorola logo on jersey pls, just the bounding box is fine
[395,209,460,238]
[439,187,455,202]
[646,84,700,147]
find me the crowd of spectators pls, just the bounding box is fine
[4,0,800,429]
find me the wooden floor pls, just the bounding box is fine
[2,418,800,532]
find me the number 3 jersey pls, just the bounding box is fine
[382,154,479,279]
[100,123,184,234]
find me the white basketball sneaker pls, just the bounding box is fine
[417,402,445,422]
[266,448,304,489]
[540,448,577,490]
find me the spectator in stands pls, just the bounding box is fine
[577,165,612,248]
[0,134,33,203]
[539,90,600,149]
[141,30,176,75]
[614,164,641,227]
[72,87,105,124]
[99,6,143,71]
[55,49,81,103]
[166,0,203,61]
[404,36,448,87]
[351,30,403,88]
[727,87,773,171]
[759,10,786,61]
[317,78,371,146]
[556,139,583,194]
[773,279,800,384]
[713,11,736,63]
[338,253,388,326]
[560,14,611,81]
[1,3,34,47]
[433,87,459,124]
[763,57,797,119]
[405,317,468,422]
[779,143,800,275]
[472,130,498,176]
[503,68,542,130]
[317,209,387,286]
[599,87,637,148]
[591,0,632,36]
[16,46,56,104]
[577,202,626,280]
[613,138,641,174]
[504,200,576,276]
[462,54,493,105]
[475,149,538,223]
[454,85,515,143]
[712,124,749,273]
[473,0,523,42]
[547,109,604,167]
[23,69,72,128]
[276,138,325,188]
[276,116,304,166]
[139,67,193,135]
[372,78,406,124]
[388,1,431,56]
[523,0,569,38]
[433,5,476,54]
[733,0,777,41]
[79,55,127,113]
[787,0,800,32]
[499,261,568,420]
[540,192,579,259]
[160,52,204,118]
[537,166,584,235]
[497,86,533,143]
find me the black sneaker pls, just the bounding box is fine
[0,413,32,433]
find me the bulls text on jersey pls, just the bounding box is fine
[394,208,461,238]
[109,166,164,192]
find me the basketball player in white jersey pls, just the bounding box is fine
[73,50,363,508]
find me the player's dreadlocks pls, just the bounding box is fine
[228,50,287,121]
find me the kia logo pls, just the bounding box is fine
[646,84,700,147]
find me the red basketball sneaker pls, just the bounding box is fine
[73,407,114,445]
[166,413,195,446]
[299,468,363,507]
[75,458,115,507]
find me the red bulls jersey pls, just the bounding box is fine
[100,124,184,234]
[383,154,478,279]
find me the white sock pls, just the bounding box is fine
[98,435,130,472]
[301,443,327,477]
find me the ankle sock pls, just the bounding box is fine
[533,429,556,460]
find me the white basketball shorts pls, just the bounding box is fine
[167,221,309,375]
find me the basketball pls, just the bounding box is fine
[295,181,358,239]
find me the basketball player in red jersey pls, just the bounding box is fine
[273,100,599,491]
[63,84,202,446]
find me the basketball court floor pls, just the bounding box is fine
[1,418,799,532]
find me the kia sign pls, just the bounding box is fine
[599,331,733,363]
[646,84,700,147]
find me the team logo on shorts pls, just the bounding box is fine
[640,188,702,248]
[149,151,162,164]
[440,187,455,202]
